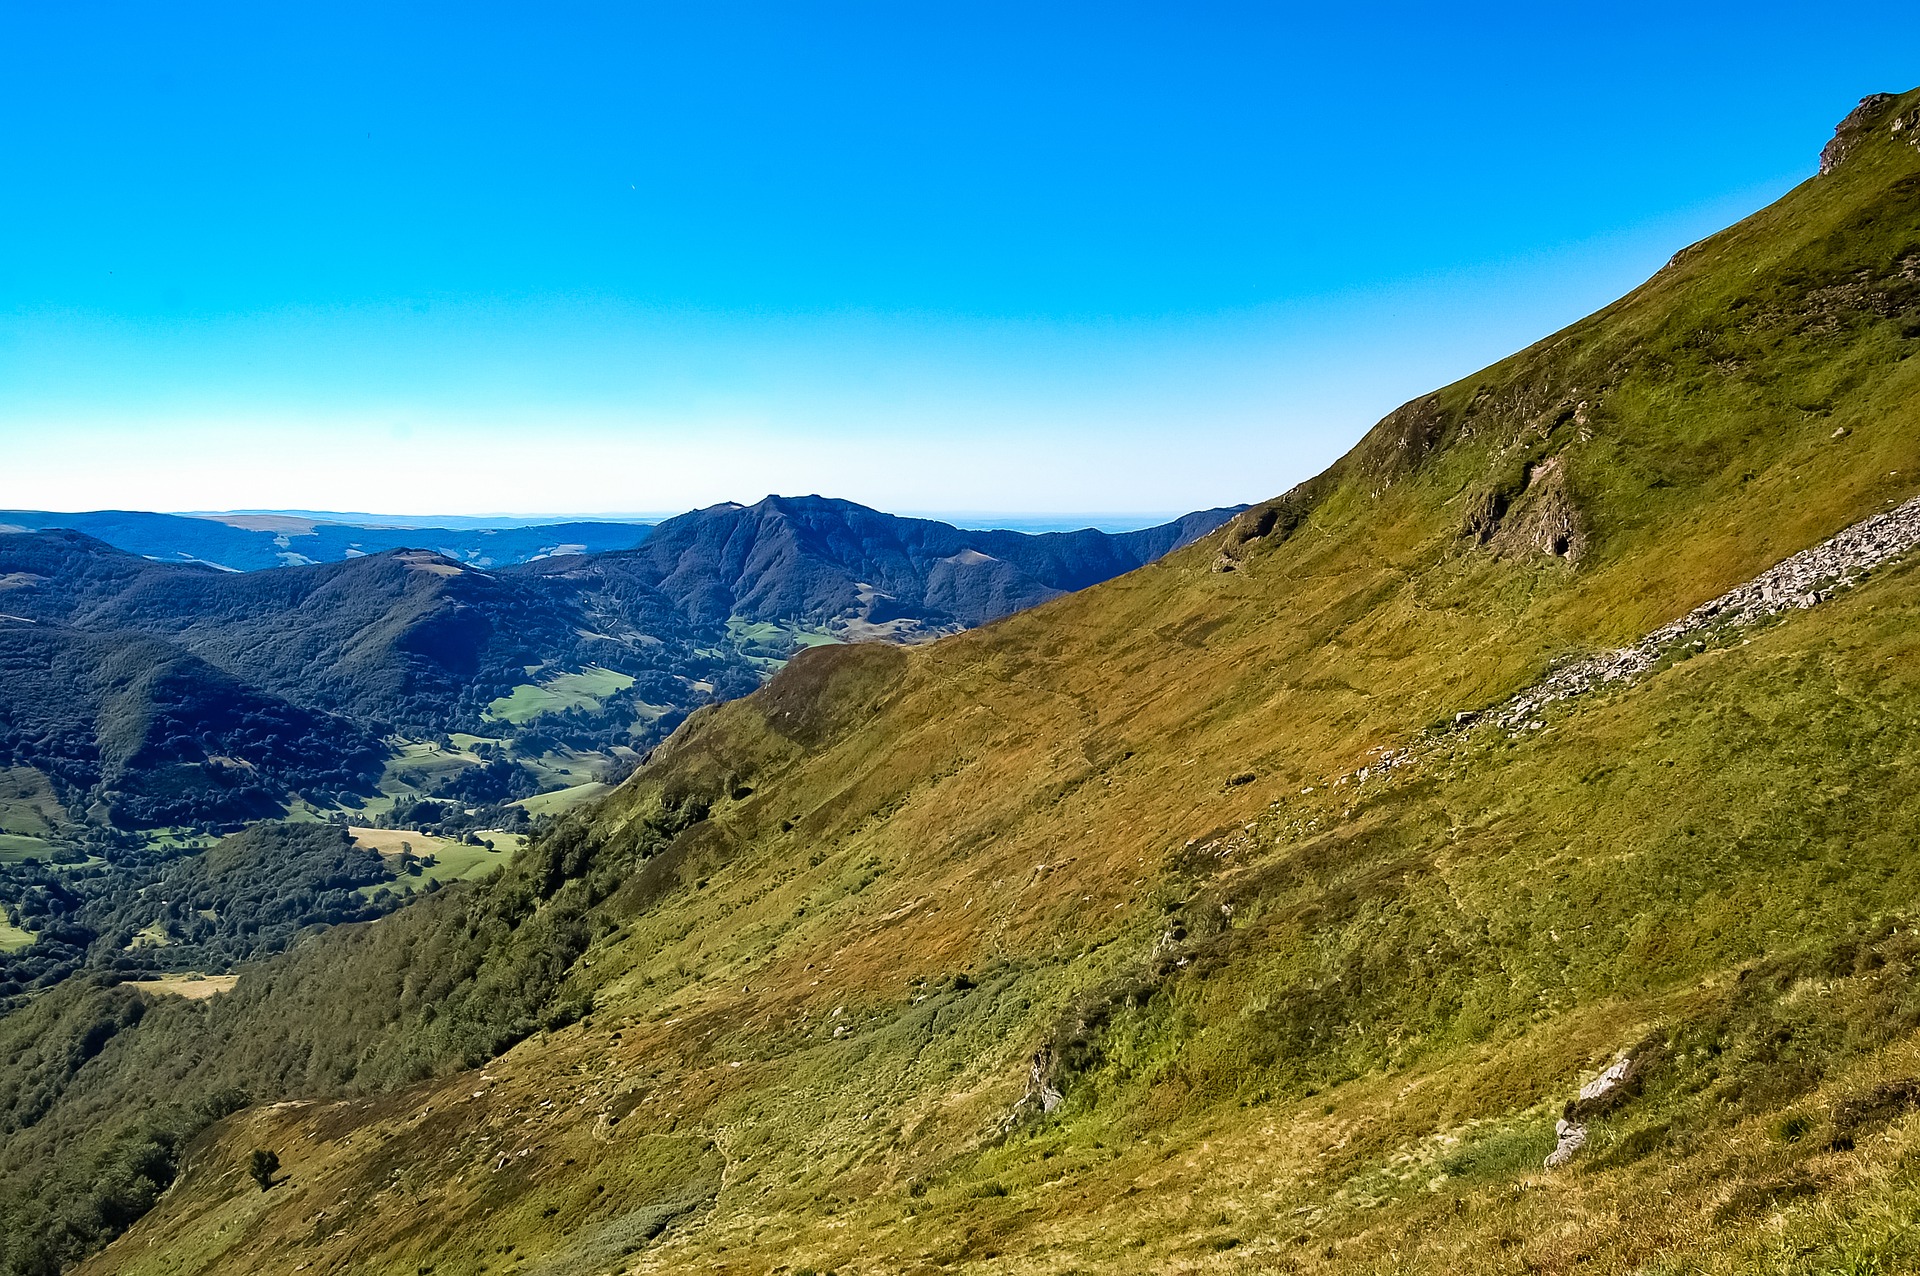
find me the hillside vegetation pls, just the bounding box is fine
[7,90,1920,1276]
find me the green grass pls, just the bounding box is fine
[0,833,57,863]
[127,922,171,949]
[0,908,32,953]
[414,839,513,886]
[485,666,635,724]
[727,617,842,653]
[525,748,606,788]
[0,767,66,838]
[513,781,610,818]
[137,829,215,856]
[346,826,519,895]
[379,740,482,792]
[25,90,1920,1276]
[368,736,621,809]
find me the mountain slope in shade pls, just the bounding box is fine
[0,620,385,826]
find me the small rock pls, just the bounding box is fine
[1544,1118,1588,1169]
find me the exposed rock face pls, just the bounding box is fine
[1490,456,1582,561]
[1821,93,1899,174]
[1001,1046,1064,1129]
[1544,1118,1588,1170]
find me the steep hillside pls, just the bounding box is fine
[10,90,1920,1276]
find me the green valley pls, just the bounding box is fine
[0,85,1913,1276]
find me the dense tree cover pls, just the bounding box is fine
[0,533,757,742]
[427,757,541,804]
[0,824,409,1004]
[0,624,384,827]
[85,824,393,974]
[362,794,531,838]
[0,793,706,1275]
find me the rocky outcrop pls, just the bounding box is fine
[1489,456,1583,561]
[1001,1046,1065,1130]
[1545,1036,1664,1169]
[1495,491,1920,730]
[1821,93,1899,175]
[1893,107,1920,154]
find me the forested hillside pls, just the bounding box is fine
[0,620,385,826]
[4,88,1918,1276]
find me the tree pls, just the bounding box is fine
[247,1148,279,1192]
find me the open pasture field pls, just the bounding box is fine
[0,909,32,952]
[0,767,65,837]
[725,617,841,656]
[0,834,55,863]
[485,665,634,724]
[346,826,517,891]
[127,975,238,1000]
[523,746,608,789]
[379,739,487,793]
[512,781,609,818]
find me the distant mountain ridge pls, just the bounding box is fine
[0,497,1240,829]
[520,494,1243,639]
[0,509,656,572]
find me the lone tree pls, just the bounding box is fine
[248,1148,280,1192]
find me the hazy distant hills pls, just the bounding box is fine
[0,499,1238,830]
[0,509,655,572]
[518,494,1244,638]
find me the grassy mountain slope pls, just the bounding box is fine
[16,90,1920,1276]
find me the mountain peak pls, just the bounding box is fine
[1820,89,1915,174]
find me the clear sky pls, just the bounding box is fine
[0,3,1910,518]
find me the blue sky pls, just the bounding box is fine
[0,3,1910,518]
